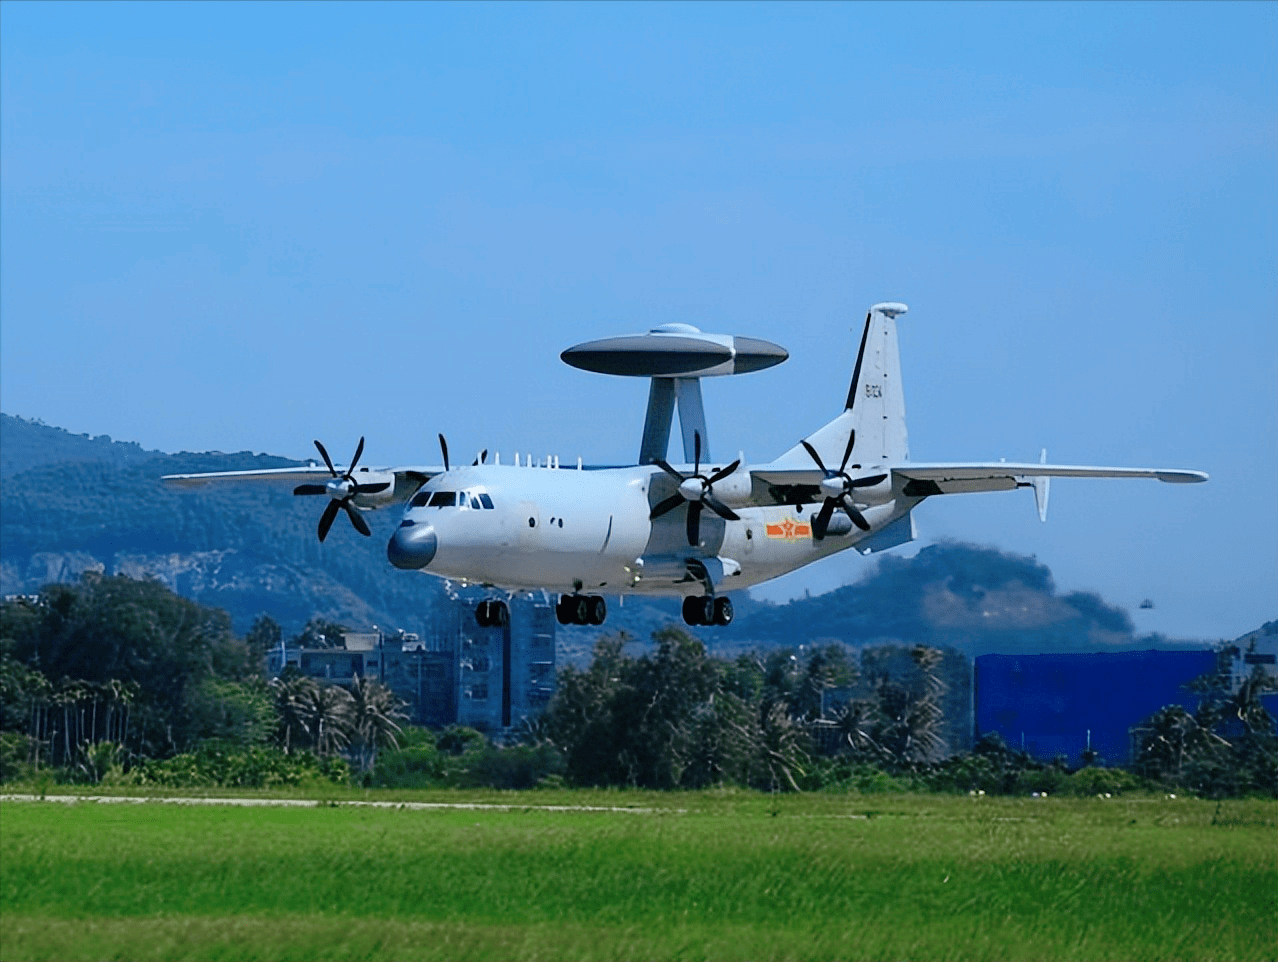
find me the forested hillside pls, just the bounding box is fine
[1,414,1200,654]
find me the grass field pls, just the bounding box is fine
[2,790,1275,961]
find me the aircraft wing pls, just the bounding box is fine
[162,464,443,501]
[750,461,1208,499]
[892,463,1209,491]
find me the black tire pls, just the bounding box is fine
[713,596,734,626]
[555,597,573,625]
[475,600,491,628]
[492,601,509,628]
[587,595,607,626]
[682,595,704,626]
[573,596,591,625]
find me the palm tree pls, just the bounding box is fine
[301,683,354,758]
[755,702,808,792]
[347,677,407,772]
[271,675,317,754]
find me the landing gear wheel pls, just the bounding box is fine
[682,595,716,626]
[713,596,734,627]
[555,596,574,625]
[587,595,607,626]
[476,600,509,628]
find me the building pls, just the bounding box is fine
[974,649,1218,765]
[268,595,557,734]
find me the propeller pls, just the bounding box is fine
[800,431,887,539]
[293,437,386,542]
[649,431,741,546]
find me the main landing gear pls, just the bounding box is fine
[556,594,607,626]
[682,595,733,627]
[475,599,510,628]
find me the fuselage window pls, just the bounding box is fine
[479,493,494,510]
[428,491,456,507]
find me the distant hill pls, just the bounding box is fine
[0,413,1221,658]
[1,414,163,478]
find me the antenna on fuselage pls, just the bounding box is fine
[560,323,788,464]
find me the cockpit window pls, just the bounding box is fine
[479,493,494,510]
[428,491,456,507]
[469,496,482,510]
[410,490,431,508]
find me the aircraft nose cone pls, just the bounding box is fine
[387,521,438,570]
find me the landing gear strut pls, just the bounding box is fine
[556,594,607,626]
[683,595,732,627]
[475,599,510,628]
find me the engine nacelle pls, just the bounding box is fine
[706,464,754,506]
[849,473,894,506]
[350,469,398,509]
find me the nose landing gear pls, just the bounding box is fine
[556,594,607,626]
[475,599,510,628]
[683,595,733,627]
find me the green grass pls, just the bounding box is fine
[2,791,1275,961]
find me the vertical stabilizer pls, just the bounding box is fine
[777,302,910,468]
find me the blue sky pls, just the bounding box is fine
[2,2,1274,640]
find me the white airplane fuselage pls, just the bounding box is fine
[391,463,908,597]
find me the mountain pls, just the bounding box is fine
[1,413,1214,656]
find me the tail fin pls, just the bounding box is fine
[776,302,909,468]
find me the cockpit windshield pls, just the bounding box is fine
[409,489,495,510]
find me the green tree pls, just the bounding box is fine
[347,677,407,772]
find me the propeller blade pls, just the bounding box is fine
[812,498,837,541]
[317,500,341,542]
[840,496,871,531]
[800,439,829,475]
[343,501,371,537]
[293,484,327,496]
[849,473,888,488]
[651,458,687,483]
[838,430,857,474]
[438,434,450,472]
[472,449,488,466]
[314,440,337,476]
[693,430,701,476]
[349,437,365,474]
[686,500,703,546]
[649,493,686,520]
[704,495,741,522]
[708,459,741,485]
[353,482,390,495]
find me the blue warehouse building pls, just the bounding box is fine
[974,650,1218,765]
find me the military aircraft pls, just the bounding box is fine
[164,302,1207,629]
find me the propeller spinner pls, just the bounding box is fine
[800,432,887,540]
[649,431,741,546]
[293,437,388,542]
